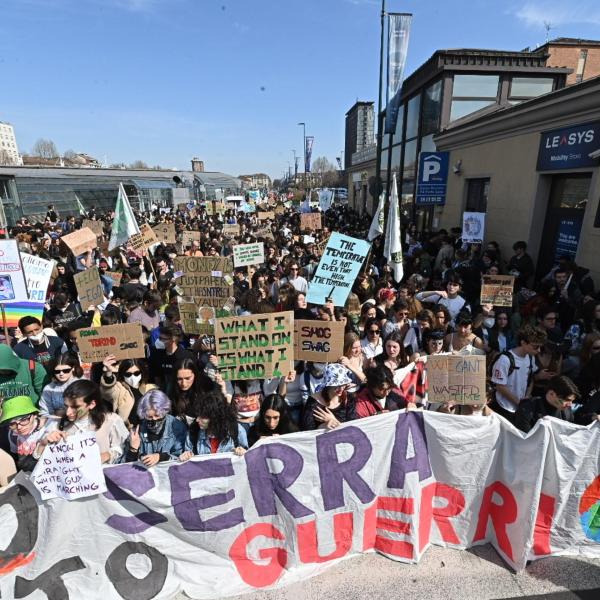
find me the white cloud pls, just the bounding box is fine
[513,1,600,27]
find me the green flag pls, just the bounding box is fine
[108,183,140,251]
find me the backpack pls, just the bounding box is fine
[488,351,534,401]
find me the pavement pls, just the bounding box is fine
[175,544,600,600]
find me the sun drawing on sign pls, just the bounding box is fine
[579,475,600,542]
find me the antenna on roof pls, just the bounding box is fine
[543,21,553,43]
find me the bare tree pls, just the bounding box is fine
[312,156,336,174]
[31,138,59,158]
[129,160,148,169]
[63,149,77,159]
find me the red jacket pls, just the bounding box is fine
[355,387,407,418]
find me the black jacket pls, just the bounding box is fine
[514,396,574,433]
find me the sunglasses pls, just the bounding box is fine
[591,345,600,352]
[8,414,33,429]
[54,367,73,375]
[369,329,380,334]
[126,370,141,376]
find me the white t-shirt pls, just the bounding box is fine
[491,351,538,413]
[415,292,469,324]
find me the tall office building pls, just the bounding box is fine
[344,102,375,170]
[0,122,23,166]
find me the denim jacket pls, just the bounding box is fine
[123,414,187,462]
[184,423,248,455]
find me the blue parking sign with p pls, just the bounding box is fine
[416,151,449,205]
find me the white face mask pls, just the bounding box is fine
[483,318,495,328]
[471,407,484,416]
[28,333,45,344]
[154,339,166,350]
[124,374,142,388]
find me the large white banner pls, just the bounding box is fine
[0,412,599,599]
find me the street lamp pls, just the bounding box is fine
[292,149,298,182]
[298,122,306,188]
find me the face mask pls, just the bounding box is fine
[155,340,166,350]
[471,407,483,416]
[483,318,495,328]
[124,374,142,388]
[28,333,45,344]
[146,417,165,434]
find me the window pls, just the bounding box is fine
[450,74,499,122]
[405,95,421,140]
[420,134,436,153]
[466,178,489,212]
[421,80,442,136]
[402,139,417,179]
[392,104,405,146]
[509,77,554,103]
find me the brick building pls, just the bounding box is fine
[536,38,600,84]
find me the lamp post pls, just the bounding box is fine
[298,122,306,189]
[292,149,298,182]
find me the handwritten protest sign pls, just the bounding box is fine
[0,240,28,304]
[19,253,54,303]
[215,311,294,380]
[130,223,158,254]
[177,300,228,335]
[294,319,345,362]
[301,212,322,231]
[481,275,515,307]
[173,256,233,310]
[426,354,486,405]
[61,227,97,256]
[152,223,177,244]
[255,225,274,240]
[223,223,240,236]
[181,230,201,247]
[306,232,370,306]
[233,242,265,268]
[75,323,145,363]
[274,203,285,215]
[257,211,275,221]
[74,267,104,308]
[82,219,104,237]
[104,271,123,286]
[31,431,106,501]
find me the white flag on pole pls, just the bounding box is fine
[368,192,386,241]
[108,183,140,251]
[383,173,404,282]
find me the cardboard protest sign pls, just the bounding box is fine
[426,354,486,405]
[481,275,515,307]
[104,271,123,286]
[294,319,345,362]
[233,242,265,268]
[31,431,106,501]
[61,227,97,256]
[129,223,158,254]
[19,253,54,303]
[301,212,322,231]
[223,223,240,236]
[181,230,201,247]
[173,256,233,310]
[462,212,486,243]
[152,222,177,244]
[215,311,294,380]
[257,211,275,221]
[75,323,145,363]
[177,299,229,336]
[255,225,274,240]
[82,219,104,237]
[0,240,28,304]
[274,203,285,215]
[74,267,105,308]
[306,232,370,306]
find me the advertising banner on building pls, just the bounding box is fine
[305,136,314,172]
[537,121,600,171]
[416,152,449,205]
[462,212,486,244]
[1,413,599,600]
[554,217,584,261]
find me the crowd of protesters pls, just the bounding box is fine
[0,196,599,486]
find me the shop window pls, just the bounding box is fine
[450,74,499,122]
[466,178,489,213]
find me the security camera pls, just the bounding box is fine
[452,160,462,174]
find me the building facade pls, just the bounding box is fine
[538,38,600,84]
[0,122,23,166]
[344,102,375,171]
[434,75,600,284]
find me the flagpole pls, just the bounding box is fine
[373,0,386,216]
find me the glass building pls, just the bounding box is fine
[378,47,571,229]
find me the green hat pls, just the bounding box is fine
[0,396,39,424]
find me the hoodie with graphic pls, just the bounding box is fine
[0,344,48,405]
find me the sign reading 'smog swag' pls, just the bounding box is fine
[293,319,344,362]
[215,311,294,380]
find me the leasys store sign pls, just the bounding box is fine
[537,121,600,171]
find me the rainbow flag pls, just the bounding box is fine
[2,302,45,328]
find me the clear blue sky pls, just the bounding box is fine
[2,0,599,179]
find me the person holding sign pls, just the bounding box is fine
[49,380,128,464]
[0,395,58,474]
[179,391,248,458]
[14,316,68,371]
[443,312,485,353]
[123,390,187,466]
[415,272,470,326]
[355,366,413,418]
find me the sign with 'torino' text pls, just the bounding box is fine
[75,323,145,362]
[215,311,294,380]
